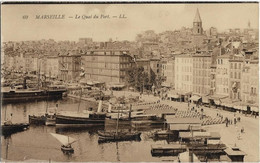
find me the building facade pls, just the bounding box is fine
[175,55,193,93]
[46,56,59,78]
[58,54,81,82]
[82,50,133,84]
[162,59,175,88]
[210,64,217,95]
[229,56,243,101]
[215,55,230,96]
[241,59,259,105]
[192,54,211,95]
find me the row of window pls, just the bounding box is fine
[193,86,209,94]
[230,62,242,69]
[193,78,211,85]
[194,70,210,77]
[216,78,229,86]
[230,72,241,79]
[216,87,229,94]
[193,62,211,69]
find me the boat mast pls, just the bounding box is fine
[68,136,69,147]
[128,104,132,120]
[77,88,83,113]
[4,107,7,121]
[37,55,41,89]
[116,105,119,135]
[46,91,49,114]
[190,125,194,162]
[5,137,9,159]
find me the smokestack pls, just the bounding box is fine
[97,100,102,112]
[23,77,27,89]
[108,103,112,113]
[128,104,132,119]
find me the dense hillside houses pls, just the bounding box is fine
[2,9,258,110]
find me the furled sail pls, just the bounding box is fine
[50,133,76,146]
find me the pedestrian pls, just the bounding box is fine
[226,119,228,127]
[230,119,232,124]
[234,117,237,125]
[241,127,244,133]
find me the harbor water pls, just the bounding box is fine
[1,98,171,162]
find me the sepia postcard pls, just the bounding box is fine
[1,1,259,162]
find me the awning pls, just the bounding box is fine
[202,96,209,103]
[251,106,259,112]
[241,105,247,111]
[162,82,172,87]
[79,79,88,84]
[111,84,125,88]
[179,131,220,139]
[168,94,180,99]
[190,95,201,102]
[233,105,243,110]
[214,100,221,105]
[222,103,233,108]
[87,81,95,85]
[174,90,192,96]
[169,124,190,131]
[209,94,229,100]
[166,117,202,124]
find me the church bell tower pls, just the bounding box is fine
[193,8,203,35]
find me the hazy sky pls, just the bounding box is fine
[1,3,259,42]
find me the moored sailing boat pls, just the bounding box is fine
[2,113,29,136]
[28,91,58,125]
[56,89,106,126]
[98,104,141,143]
[50,133,77,153]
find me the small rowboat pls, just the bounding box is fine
[50,133,77,154]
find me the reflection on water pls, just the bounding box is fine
[1,98,166,162]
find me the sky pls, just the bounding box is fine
[1,3,259,42]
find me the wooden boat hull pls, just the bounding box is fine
[56,114,106,125]
[45,118,56,126]
[98,131,141,143]
[2,89,67,104]
[29,115,46,125]
[151,143,226,157]
[1,123,29,136]
[61,146,74,153]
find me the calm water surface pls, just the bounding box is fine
[1,98,171,162]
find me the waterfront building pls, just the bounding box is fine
[82,50,133,84]
[210,63,217,95]
[192,54,211,96]
[135,58,151,74]
[150,58,162,78]
[215,54,231,97]
[3,55,14,71]
[162,58,175,88]
[46,56,59,79]
[241,59,259,106]
[229,56,243,101]
[24,54,38,74]
[58,54,81,82]
[174,54,193,101]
